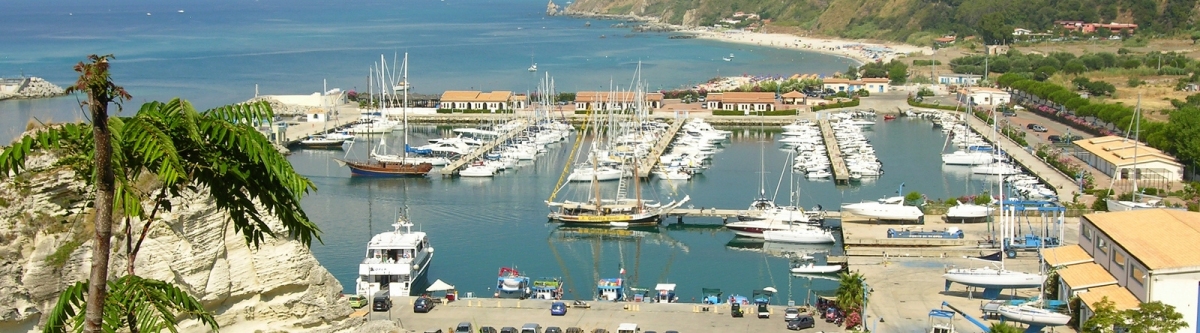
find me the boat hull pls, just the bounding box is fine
[762,229,835,244]
[550,213,662,227]
[998,305,1070,326]
[840,203,924,221]
[339,159,433,177]
[790,265,842,274]
[943,269,1045,289]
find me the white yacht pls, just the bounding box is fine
[997,304,1070,326]
[840,196,924,222]
[567,165,623,182]
[941,150,995,165]
[356,217,434,297]
[763,225,835,244]
[945,201,993,223]
[942,265,1045,289]
[971,162,1021,175]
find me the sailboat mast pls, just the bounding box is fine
[592,153,602,213]
[1132,95,1141,199]
[634,157,642,213]
[403,52,409,164]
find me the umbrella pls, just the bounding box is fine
[427,279,456,291]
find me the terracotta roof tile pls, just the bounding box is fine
[1084,209,1200,270]
[1042,244,1093,267]
[1079,285,1141,311]
[1058,262,1117,289]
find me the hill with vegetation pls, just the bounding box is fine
[564,0,1200,44]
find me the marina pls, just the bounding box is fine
[817,119,851,184]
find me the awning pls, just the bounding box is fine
[655,283,676,291]
[427,279,456,291]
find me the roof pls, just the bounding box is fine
[1058,263,1117,289]
[823,78,851,84]
[720,91,776,103]
[1073,136,1182,168]
[1084,209,1200,270]
[441,90,480,101]
[305,108,327,115]
[1042,244,1092,267]
[861,78,890,83]
[574,91,663,103]
[781,90,805,98]
[439,90,514,102]
[939,73,982,78]
[1079,285,1141,311]
[655,283,676,291]
[476,91,512,102]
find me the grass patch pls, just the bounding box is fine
[46,238,84,269]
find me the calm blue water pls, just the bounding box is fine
[0,0,981,305]
[288,120,991,304]
[0,0,854,141]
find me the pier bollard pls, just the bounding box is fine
[497,301,502,308]
[516,301,521,308]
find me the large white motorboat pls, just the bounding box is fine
[997,304,1070,326]
[941,150,995,165]
[725,218,795,238]
[971,162,1021,175]
[789,257,842,274]
[356,217,434,297]
[567,165,623,182]
[840,191,924,222]
[763,225,835,244]
[945,201,993,223]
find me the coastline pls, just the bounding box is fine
[560,12,932,66]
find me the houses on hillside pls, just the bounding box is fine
[821,78,890,93]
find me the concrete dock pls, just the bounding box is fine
[281,104,363,144]
[637,120,686,178]
[963,114,1078,200]
[365,296,846,333]
[439,120,530,175]
[817,120,850,185]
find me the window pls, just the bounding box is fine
[1098,238,1109,254]
[1131,265,1146,285]
[1082,227,1093,241]
[1113,251,1126,269]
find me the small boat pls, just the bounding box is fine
[789,261,842,274]
[459,161,496,177]
[945,201,993,223]
[495,267,531,299]
[531,277,564,300]
[298,134,348,149]
[722,57,732,62]
[997,304,1070,326]
[653,283,678,303]
[597,278,624,301]
[729,53,734,58]
[528,63,538,72]
[701,288,723,304]
[883,114,897,120]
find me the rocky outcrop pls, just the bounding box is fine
[0,77,66,101]
[0,152,358,332]
[546,0,561,15]
[245,96,321,116]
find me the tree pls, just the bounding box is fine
[988,322,1023,333]
[1125,301,1187,333]
[979,13,1011,45]
[1034,66,1058,81]
[1063,59,1089,75]
[888,60,909,85]
[0,57,320,332]
[846,65,861,80]
[1083,297,1124,333]
[1191,31,1200,44]
[835,271,867,312]
[1166,106,1200,166]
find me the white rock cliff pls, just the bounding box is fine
[0,154,358,332]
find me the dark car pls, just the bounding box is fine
[731,302,744,317]
[787,315,816,330]
[500,327,518,333]
[550,301,567,316]
[546,327,563,333]
[413,296,435,313]
[1047,135,1062,143]
[480,327,498,333]
[455,322,473,333]
[372,291,392,312]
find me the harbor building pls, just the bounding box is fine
[305,108,330,122]
[956,87,1010,107]
[821,78,890,93]
[939,74,983,86]
[1047,209,1200,332]
[572,91,664,111]
[1073,136,1184,182]
[781,90,806,104]
[439,91,522,112]
[703,92,777,113]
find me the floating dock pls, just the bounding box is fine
[817,120,850,185]
[439,120,530,175]
[637,119,687,178]
[280,111,363,146]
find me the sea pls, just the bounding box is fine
[0,0,989,305]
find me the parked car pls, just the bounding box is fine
[501,327,518,333]
[455,322,473,333]
[787,315,816,330]
[757,303,771,318]
[1027,124,1047,132]
[413,296,435,313]
[545,327,563,333]
[783,307,800,321]
[520,323,542,333]
[347,295,367,308]
[372,290,392,312]
[480,327,498,333]
[551,302,568,316]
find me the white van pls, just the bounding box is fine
[520,323,541,333]
[616,323,639,333]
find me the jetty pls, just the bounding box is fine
[666,209,842,221]
[280,109,362,145]
[637,119,686,178]
[817,120,850,184]
[963,115,1076,199]
[439,120,530,175]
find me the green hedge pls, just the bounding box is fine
[907,98,960,111]
[436,109,514,114]
[811,98,860,111]
[711,110,799,116]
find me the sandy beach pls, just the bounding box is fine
[687,28,933,65]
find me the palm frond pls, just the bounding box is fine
[41,276,218,333]
[202,101,274,126]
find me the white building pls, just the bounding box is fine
[956,87,1010,106]
[305,108,329,122]
[573,91,663,111]
[1073,136,1184,182]
[939,74,983,86]
[704,92,777,113]
[439,91,521,112]
[1054,209,1200,333]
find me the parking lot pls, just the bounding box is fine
[366,296,845,333]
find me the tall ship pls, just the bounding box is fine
[336,52,433,177]
[355,217,434,297]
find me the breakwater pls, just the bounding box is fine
[0,77,65,101]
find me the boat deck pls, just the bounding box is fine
[637,119,686,178]
[439,120,530,175]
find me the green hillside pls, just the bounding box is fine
[565,0,1200,44]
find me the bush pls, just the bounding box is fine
[1128,77,1143,87]
[917,87,935,97]
[835,91,850,98]
[857,89,871,97]
[913,60,942,66]
[907,98,960,111]
[811,98,861,111]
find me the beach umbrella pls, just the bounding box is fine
[427,279,456,291]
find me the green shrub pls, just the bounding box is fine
[812,99,861,111]
[907,98,960,111]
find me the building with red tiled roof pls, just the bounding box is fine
[704,92,777,113]
[572,91,664,111]
[439,91,522,111]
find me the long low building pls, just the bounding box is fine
[439,91,526,111]
[1073,135,1183,182]
[821,78,890,93]
[573,91,663,111]
[704,92,777,113]
[1046,209,1200,332]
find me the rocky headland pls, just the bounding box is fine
[0,77,66,101]
[0,151,359,332]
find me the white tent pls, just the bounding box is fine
[427,279,456,291]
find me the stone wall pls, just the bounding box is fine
[0,152,358,332]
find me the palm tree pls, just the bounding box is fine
[1,56,319,332]
[835,270,866,312]
[988,322,1024,333]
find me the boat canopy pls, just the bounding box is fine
[929,309,955,319]
[532,279,560,290]
[655,283,676,292]
[597,278,622,290]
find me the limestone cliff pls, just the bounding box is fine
[0,153,358,332]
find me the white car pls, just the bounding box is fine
[784,307,800,321]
